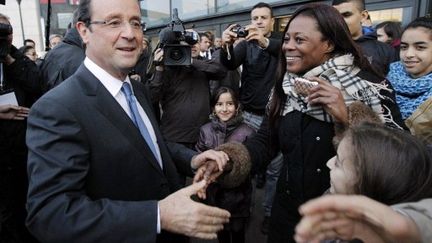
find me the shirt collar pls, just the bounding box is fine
[84,57,132,97]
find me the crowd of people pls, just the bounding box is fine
[0,0,431,242]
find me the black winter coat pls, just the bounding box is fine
[149,57,226,144]
[220,32,282,115]
[244,71,405,243]
[355,32,398,76]
[0,45,40,243]
[39,28,85,92]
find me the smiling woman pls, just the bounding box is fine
[223,3,405,242]
[386,16,432,144]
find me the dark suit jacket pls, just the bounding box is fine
[26,65,187,243]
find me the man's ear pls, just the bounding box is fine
[76,22,90,45]
[360,10,369,24]
[271,17,275,31]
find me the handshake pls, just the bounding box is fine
[192,143,251,199]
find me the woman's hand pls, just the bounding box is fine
[307,77,348,125]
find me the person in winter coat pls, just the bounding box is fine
[195,86,254,243]
[332,0,398,76]
[386,16,432,145]
[194,4,405,243]
[39,20,85,92]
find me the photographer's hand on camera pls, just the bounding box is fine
[245,25,269,49]
[222,24,240,47]
[153,48,164,71]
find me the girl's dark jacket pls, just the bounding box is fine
[195,114,254,230]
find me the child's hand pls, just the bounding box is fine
[193,161,224,199]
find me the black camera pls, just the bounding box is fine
[158,8,198,66]
[232,25,249,38]
[0,23,12,63]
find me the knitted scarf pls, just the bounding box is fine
[282,54,385,123]
[387,61,432,120]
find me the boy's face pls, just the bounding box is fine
[333,1,368,40]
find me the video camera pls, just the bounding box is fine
[0,23,12,63]
[158,8,198,66]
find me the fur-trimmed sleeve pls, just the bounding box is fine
[214,142,251,188]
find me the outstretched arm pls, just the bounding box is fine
[295,195,421,243]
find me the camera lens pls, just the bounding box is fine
[170,48,183,61]
[163,44,191,66]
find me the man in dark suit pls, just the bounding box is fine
[25,0,230,242]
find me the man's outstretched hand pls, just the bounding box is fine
[159,180,231,239]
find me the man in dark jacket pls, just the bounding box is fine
[220,2,281,130]
[0,13,40,243]
[39,24,85,92]
[333,0,397,76]
[149,33,226,149]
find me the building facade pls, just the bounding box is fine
[141,0,432,49]
[1,0,430,53]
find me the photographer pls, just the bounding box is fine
[148,27,226,182]
[0,14,40,243]
[220,2,281,130]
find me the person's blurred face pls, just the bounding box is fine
[199,36,211,52]
[376,27,391,44]
[214,37,222,48]
[333,2,367,40]
[400,27,432,78]
[283,15,333,75]
[49,36,62,48]
[214,92,237,122]
[0,18,13,47]
[25,48,37,62]
[251,7,274,37]
[77,0,143,80]
[191,41,200,58]
[327,136,357,194]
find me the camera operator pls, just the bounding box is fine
[148,28,226,183]
[0,13,40,243]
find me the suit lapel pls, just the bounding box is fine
[76,66,165,176]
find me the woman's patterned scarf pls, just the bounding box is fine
[282,54,385,123]
[387,61,432,120]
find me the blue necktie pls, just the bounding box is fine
[121,82,161,166]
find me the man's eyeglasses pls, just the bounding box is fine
[87,19,145,31]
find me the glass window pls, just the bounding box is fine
[369,8,404,24]
[172,0,216,19]
[140,0,170,27]
[216,0,282,13]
